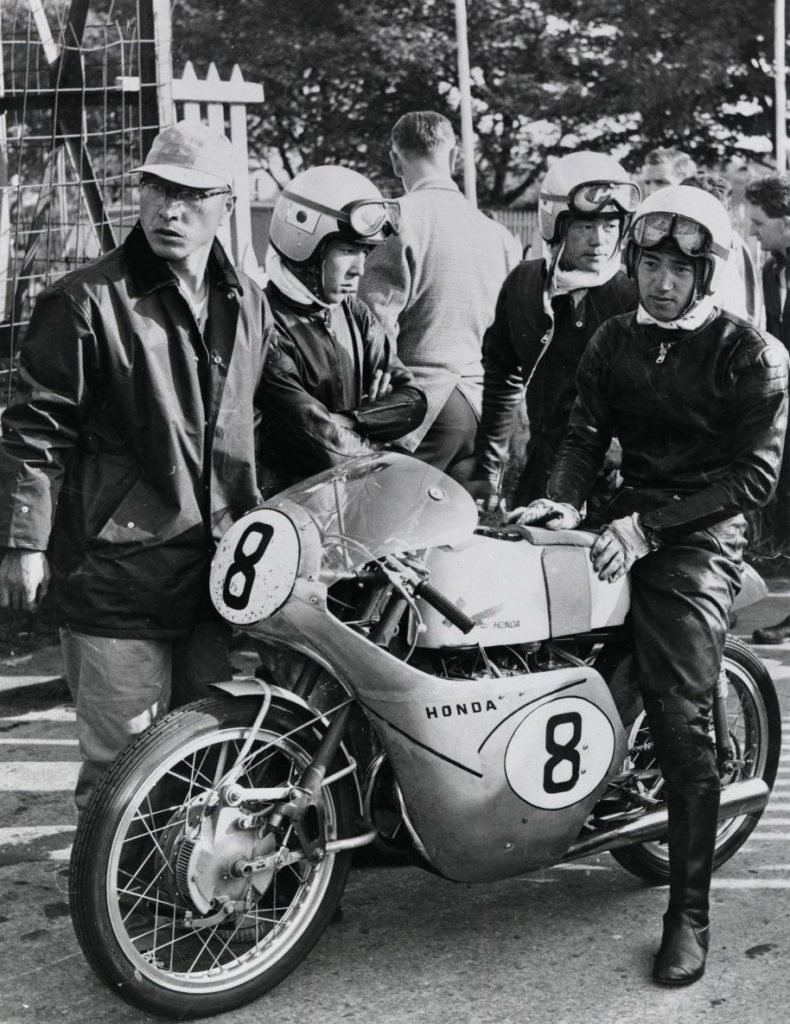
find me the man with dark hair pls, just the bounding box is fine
[745,173,790,346]
[512,185,787,985]
[469,151,638,512]
[0,121,276,812]
[745,174,790,632]
[641,147,697,195]
[358,111,521,483]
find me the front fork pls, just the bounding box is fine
[266,703,353,862]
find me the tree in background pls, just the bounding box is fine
[173,0,779,205]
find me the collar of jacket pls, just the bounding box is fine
[409,177,461,194]
[266,281,330,317]
[123,221,244,297]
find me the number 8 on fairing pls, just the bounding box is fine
[222,522,274,611]
[543,712,582,794]
[209,507,302,625]
[504,695,617,810]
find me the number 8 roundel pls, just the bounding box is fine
[210,508,301,625]
[504,696,616,810]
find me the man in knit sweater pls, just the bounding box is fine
[358,111,521,483]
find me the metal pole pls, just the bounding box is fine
[776,0,786,171]
[453,0,477,206]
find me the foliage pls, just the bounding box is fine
[172,0,779,204]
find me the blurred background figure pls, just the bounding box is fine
[359,111,521,485]
[641,146,697,195]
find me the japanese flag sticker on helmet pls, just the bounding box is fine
[210,508,301,625]
[285,202,321,234]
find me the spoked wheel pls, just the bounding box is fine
[610,636,781,883]
[70,696,354,1019]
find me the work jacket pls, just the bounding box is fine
[548,310,789,540]
[474,259,637,503]
[258,284,426,488]
[0,224,274,637]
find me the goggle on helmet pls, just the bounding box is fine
[280,190,400,242]
[538,152,639,244]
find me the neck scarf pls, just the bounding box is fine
[636,295,717,331]
[264,249,333,308]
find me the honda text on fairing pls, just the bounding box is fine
[68,453,780,1019]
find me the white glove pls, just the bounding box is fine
[591,513,654,582]
[505,499,581,530]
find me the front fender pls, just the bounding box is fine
[209,675,363,809]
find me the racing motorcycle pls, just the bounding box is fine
[69,452,781,1019]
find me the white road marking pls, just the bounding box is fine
[744,833,790,841]
[0,825,74,845]
[711,879,790,889]
[0,709,75,722]
[0,738,78,746]
[0,762,78,791]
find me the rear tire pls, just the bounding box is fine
[610,636,781,883]
[70,696,354,1018]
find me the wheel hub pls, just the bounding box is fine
[175,806,275,915]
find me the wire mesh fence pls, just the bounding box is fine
[0,0,160,406]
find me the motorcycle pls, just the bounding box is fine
[69,452,781,1019]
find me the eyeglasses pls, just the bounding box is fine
[568,181,640,216]
[631,211,729,259]
[140,177,231,213]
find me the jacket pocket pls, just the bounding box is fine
[94,475,203,547]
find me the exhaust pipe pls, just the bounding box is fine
[564,778,770,862]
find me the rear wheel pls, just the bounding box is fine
[610,636,781,883]
[70,696,354,1018]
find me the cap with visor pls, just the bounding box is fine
[133,121,236,191]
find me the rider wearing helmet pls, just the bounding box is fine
[512,185,789,987]
[469,151,639,512]
[259,165,426,491]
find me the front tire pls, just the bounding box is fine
[611,636,781,883]
[70,696,354,1019]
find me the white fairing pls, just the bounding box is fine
[416,531,630,647]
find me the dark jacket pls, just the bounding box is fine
[0,223,275,637]
[259,283,426,487]
[474,259,637,502]
[547,310,789,540]
[762,254,790,350]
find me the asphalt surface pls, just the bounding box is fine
[0,582,788,1024]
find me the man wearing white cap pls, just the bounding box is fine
[0,121,277,811]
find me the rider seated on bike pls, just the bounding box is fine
[509,185,788,987]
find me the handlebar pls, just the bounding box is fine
[413,579,477,635]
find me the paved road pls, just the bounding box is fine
[0,587,788,1024]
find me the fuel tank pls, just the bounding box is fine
[415,526,630,648]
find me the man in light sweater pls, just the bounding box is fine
[358,111,521,483]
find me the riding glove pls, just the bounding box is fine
[591,513,657,582]
[506,498,581,530]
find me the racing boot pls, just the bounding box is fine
[652,782,720,986]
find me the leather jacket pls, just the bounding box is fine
[547,310,789,540]
[474,259,637,498]
[259,284,426,488]
[0,223,274,637]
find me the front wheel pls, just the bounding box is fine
[610,636,781,883]
[69,696,355,1019]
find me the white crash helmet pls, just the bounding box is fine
[538,151,640,244]
[269,165,399,265]
[625,185,733,297]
